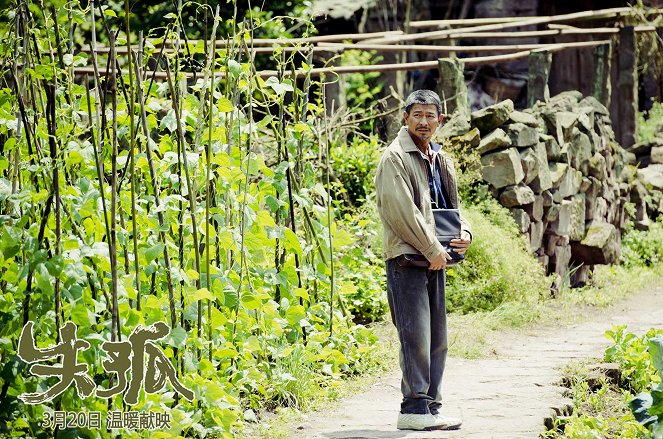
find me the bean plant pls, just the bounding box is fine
[0,1,381,437]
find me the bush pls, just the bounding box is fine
[336,196,387,324]
[330,135,381,207]
[445,202,550,314]
[620,217,663,268]
[637,101,663,143]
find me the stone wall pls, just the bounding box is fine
[627,136,663,230]
[438,91,649,289]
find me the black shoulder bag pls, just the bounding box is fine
[432,208,465,265]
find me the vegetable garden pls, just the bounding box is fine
[0,1,389,437]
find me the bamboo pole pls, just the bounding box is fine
[72,40,611,79]
[364,7,662,44]
[410,16,539,28]
[408,7,662,28]
[316,40,613,53]
[182,29,405,47]
[425,25,657,40]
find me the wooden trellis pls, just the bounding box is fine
[74,6,663,147]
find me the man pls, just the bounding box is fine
[374,89,472,431]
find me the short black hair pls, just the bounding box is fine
[404,90,443,115]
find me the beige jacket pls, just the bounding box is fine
[375,126,472,261]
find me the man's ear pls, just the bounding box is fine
[403,111,409,122]
[438,114,445,124]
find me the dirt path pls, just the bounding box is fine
[287,286,663,439]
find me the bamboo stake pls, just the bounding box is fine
[323,87,335,336]
[90,0,103,143]
[45,83,62,341]
[164,58,203,333]
[132,52,177,330]
[124,0,141,311]
[272,49,287,304]
[109,32,120,343]
[205,6,221,363]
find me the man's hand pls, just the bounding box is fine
[449,231,472,255]
[429,251,451,270]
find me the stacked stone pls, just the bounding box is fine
[471,91,631,288]
[626,136,663,229]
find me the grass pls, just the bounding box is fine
[239,321,400,438]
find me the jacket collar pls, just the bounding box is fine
[398,126,443,156]
[398,126,424,153]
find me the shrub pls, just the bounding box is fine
[330,135,382,207]
[336,196,388,324]
[445,203,550,314]
[637,101,663,143]
[620,217,663,268]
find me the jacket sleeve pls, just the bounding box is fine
[375,153,446,261]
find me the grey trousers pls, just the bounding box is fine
[386,256,448,415]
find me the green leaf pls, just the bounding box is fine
[144,243,164,262]
[228,60,241,79]
[265,76,294,95]
[0,156,8,174]
[649,335,663,379]
[650,385,663,417]
[241,292,261,310]
[285,305,306,326]
[283,229,302,255]
[192,288,214,301]
[71,303,96,327]
[160,109,177,132]
[103,8,116,17]
[0,178,11,201]
[163,326,187,348]
[218,97,234,113]
[293,287,310,301]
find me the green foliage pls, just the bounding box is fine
[336,197,387,323]
[637,101,663,143]
[0,3,385,438]
[330,135,382,206]
[620,217,663,268]
[605,326,663,393]
[339,50,384,117]
[601,326,663,439]
[439,130,485,200]
[542,378,648,439]
[629,335,663,439]
[445,204,549,314]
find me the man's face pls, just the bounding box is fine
[403,104,444,145]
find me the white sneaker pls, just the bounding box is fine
[432,412,462,430]
[396,412,447,431]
